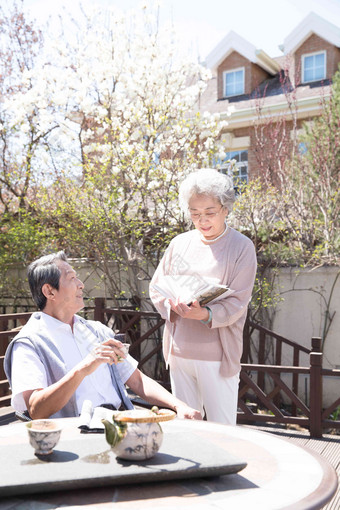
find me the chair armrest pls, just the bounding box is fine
[15,410,32,422]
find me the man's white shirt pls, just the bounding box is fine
[10,313,137,413]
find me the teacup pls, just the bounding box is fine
[117,343,130,362]
[26,419,62,455]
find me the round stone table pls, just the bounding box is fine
[0,418,337,509]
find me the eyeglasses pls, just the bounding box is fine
[189,206,224,222]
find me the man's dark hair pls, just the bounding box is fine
[27,251,68,310]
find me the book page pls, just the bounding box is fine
[89,406,117,432]
[78,400,118,433]
[78,399,93,430]
[152,275,231,305]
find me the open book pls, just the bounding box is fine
[78,400,118,433]
[151,275,234,306]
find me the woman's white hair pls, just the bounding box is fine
[178,168,235,218]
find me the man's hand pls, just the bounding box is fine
[80,339,127,375]
[174,404,203,420]
[169,298,209,322]
[127,370,203,421]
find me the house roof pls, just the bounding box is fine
[281,12,340,54]
[198,76,332,129]
[205,30,281,76]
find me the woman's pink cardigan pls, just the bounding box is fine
[150,227,257,378]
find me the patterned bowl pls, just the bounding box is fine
[26,419,62,455]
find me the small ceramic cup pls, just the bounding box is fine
[26,419,62,455]
[114,333,129,362]
[117,343,130,362]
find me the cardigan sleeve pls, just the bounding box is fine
[208,237,257,329]
[149,242,174,322]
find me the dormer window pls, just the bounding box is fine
[302,51,326,83]
[223,67,245,97]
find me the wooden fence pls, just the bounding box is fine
[1,298,340,438]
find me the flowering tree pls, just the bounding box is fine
[0,2,55,297]
[0,1,75,212]
[1,2,228,304]
[0,1,42,211]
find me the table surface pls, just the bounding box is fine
[0,418,337,510]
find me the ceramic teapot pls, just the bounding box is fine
[102,407,176,460]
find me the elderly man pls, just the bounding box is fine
[4,251,201,420]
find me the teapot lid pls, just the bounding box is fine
[113,408,176,423]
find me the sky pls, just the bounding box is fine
[21,0,340,60]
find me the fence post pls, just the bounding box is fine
[257,329,265,390]
[0,318,8,332]
[241,317,250,363]
[94,297,105,323]
[309,350,323,438]
[311,336,322,353]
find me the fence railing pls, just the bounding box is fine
[237,340,340,437]
[0,299,339,437]
[0,312,34,407]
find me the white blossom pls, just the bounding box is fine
[1,1,229,197]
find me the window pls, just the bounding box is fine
[302,51,326,83]
[298,142,308,155]
[218,150,248,190]
[224,68,244,97]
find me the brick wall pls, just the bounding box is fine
[294,33,340,84]
[221,122,300,182]
[217,51,248,97]
[222,124,289,181]
[250,63,271,92]
[217,51,271,99]
[248,119,299,182]
[221,124,289,181]
[248,127,257,179]
[230,127,250,138]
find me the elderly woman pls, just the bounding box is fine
[150,168,257,425]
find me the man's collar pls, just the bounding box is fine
[40,311,79,330]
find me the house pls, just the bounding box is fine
[200,12,340,184]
